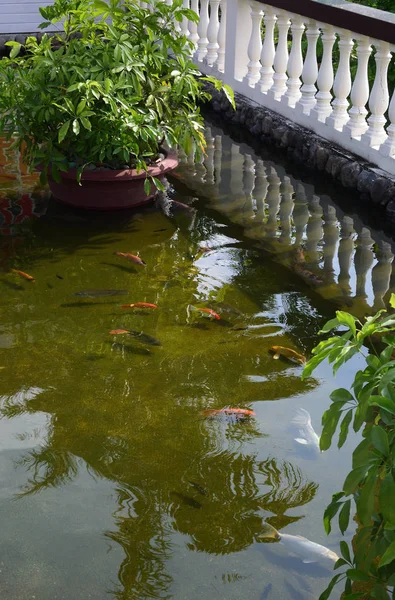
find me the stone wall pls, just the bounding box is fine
[205,87,395,223]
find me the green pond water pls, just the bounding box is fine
[0,123,389,600]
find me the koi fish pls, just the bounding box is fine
[270,346,306,365]
[74,289,128,297]
[113,252,146,266]
[121,302,157,309]
[202,408,256,418]
[258,522,339,565]
[187,305,220,320]
[170,491,202,509]
[188,481,209,497]
[291,408,320,451]
[11,269,35,282]
[109,329,162,346]
[109,329,130,335]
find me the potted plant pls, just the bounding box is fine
[0,0,234,210]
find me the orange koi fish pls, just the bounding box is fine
[188,305,220,320]
[270,346,306,365]
[11,269,35,282]
[109,329,130,335]
[121,302,158,309]
[202,408,256,418]
[113,252,146,266]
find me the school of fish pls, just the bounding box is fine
[6,242,337,578]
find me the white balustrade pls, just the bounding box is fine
[295,20,319,115]
[195,0,209,61]
[361,41,392,147]
[258,7,276,93]
[326,30,354,130]
[310,25,336,122]
[245,2,264,86]
[343,37,372,138]
[205,0,221,66]
[181,0,190,36]
[215,0,227,72]
[283,16,305,107]
[188,0,199,48]
[173,0,395,177]
[268,11,291,101]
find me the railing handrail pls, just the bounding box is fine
[254,0,395,44]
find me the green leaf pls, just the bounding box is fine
[76,99,86,116]
[379,473,395,524]
[370,425,389,456]
[346,568,371,581]
[318,573,344,600]
[343,594,365,600]
[372,584,391,599]
[319,317,340,334]
[80,117,91,131]
[340,540,351,563]
[339,500,351,535]
[338,410,353,449]
[58,121,70,143]
[343,465,370,495]
[8,42,22,59]
[356,470,376,526]
[334,558,348,569]
[330,388,354,403]
[336,311,357,336]
[320,406,343,451]
[143,178,151,196]
[369,395,395,416]
[389,293,395,308]
[323,500,343,535]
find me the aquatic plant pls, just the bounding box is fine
[0,0,234,189]
[302,296,395,599]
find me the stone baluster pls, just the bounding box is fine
[215,0,227,72]
[278,177,294,246]
[205,0,221,67]
[265,167,281,239]
[196,0,209,61]
[311,25,336,122]
[213,135,223,187]
[337,216,355,298]
[204,128,216,186]
[188,0,199,49]
[295,20,319,115]
[305,196,323,267]
[343,37,372,138]
[253,160,269,223]
[258,7,277,93]
[372,241,394,309]
[245,2,264,87]
[181,0,190,37]
[268,11,290,101]
[226,144,246,217]
[380,84,395,157]
[240,155,256,225]
[361,42,392,147]
[354,228,374,300]
[293,183,310,248]
[283,16,305,108]
[326,30,354,130]
[322,204,339,279]
[195,148,207,185]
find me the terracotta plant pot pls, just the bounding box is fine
[47,150,178,210]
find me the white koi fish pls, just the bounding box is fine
[291,408,320,452]
[258,523,339,565]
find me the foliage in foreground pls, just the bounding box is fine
[0,0,234,188]
[302,296,395,600]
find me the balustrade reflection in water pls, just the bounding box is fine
[177,124,395,316]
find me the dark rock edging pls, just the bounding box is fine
[205,87,395,222]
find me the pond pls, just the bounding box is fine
[0,121,391,600]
